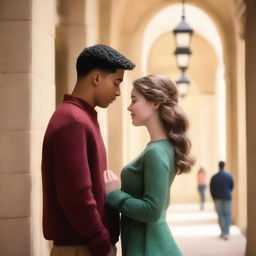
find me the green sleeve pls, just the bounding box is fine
[106,145,173,223]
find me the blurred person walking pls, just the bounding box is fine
[210,161,234,240]
[197,167,207,210]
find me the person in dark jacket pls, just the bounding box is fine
[210,161,234,240]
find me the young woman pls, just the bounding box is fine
[197,167,207,210]
[104,74,194,256]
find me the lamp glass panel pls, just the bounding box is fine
[177,82,189,97]
[175,33,191,48]
[177,54,190,68]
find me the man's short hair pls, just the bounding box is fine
[219,161,225,169]
[76,44,135,78]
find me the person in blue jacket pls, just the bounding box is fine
[210,161,234,240]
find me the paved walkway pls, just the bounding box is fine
[168,203,246,256]
[116,203,246,255]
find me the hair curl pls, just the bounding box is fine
[133,74,195,174]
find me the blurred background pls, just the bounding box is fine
[0,0,255,255]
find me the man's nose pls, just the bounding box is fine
[116,87,121,96]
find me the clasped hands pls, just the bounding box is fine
[104,169,121,195]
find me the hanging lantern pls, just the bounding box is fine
[176,72,191,98]
[174,47,192,72]
[172,0,193,97]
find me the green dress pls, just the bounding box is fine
[106,139,183,256]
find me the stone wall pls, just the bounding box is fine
[0,0,56,255]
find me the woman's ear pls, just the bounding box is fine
[153,102,160,110]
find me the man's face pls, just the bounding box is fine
[95,69,124,108]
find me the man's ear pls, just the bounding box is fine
[91,71,101,86]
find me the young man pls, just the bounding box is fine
[41,44,135,256]
[210,161,234,240]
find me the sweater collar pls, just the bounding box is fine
[63,94,98,119]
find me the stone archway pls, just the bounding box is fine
[112,0,247,237]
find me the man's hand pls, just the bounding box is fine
[104,170,121,195]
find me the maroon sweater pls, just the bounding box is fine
[41,94,119,256]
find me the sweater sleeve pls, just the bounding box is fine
[52,122,111,256]
[106,145,172,223]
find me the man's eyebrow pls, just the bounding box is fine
[116,78,123,82]
[131,95,136,98]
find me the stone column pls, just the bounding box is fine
[235,37,247,233]
[233,0,247,233]
[0,1,33,255]
[96,0,124,173]
[31,0,57,255]
[0,0,56,255]
[55,0,87,104]
[224,0,247,233]
[245,0,256,254]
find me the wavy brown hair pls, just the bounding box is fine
[133,74,195,174]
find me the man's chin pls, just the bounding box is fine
[98,100,116,108]
[99,103,111,108]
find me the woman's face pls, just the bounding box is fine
[127,88,156,126]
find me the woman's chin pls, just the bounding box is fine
[132,120,141,127]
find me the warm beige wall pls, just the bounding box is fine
[234,36,247,233]
[245,0,256,253]
[55,0,87,104]
[31,0,57,255]
[0,0,33,255]
[222,0,247,234]
[172,93,218,203]
[0,0,56,255]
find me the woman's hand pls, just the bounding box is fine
[106,246,117,256]
[104,169,121,195]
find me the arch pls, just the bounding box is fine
[141,4,226,160]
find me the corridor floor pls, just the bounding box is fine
[116,202,246,255]
[168,203,246,256]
